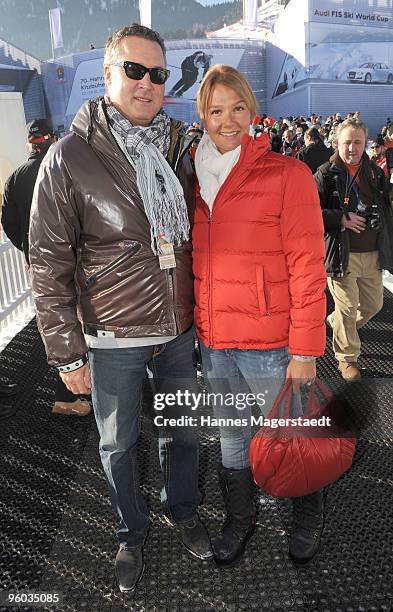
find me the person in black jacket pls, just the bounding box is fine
[297,127,331,174]
[314,118,393,380]
[2,119,55,265]
[1,119,91,417]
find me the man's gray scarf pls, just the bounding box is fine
[106,103,189,255]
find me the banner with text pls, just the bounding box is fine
[309,0,393,28]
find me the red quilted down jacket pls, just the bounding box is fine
[192,132,327,356]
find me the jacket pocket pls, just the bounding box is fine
[85,242,141,289]
[256,266,269,316]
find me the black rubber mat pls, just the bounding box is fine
[0,289,392,612]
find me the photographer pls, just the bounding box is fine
[314,118,393,380]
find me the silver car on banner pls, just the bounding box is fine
[347,62,393,84]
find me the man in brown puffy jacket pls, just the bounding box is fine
[29,24,212,593]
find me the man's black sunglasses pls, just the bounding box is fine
[109,61,170,85]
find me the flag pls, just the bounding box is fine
[49,7,63,50]
[243,0,257,28]
[139,0,151,29]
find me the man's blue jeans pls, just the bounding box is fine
[89,327,200,547]
[200,344,289,470]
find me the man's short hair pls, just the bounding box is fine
[332,118,368,150]
[104,23,166,66]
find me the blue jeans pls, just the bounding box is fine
[89,326,200,547]
[200,344,289,470]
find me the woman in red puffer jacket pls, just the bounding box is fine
[193,65,326,569]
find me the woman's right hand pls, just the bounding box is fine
[286,359,316,392]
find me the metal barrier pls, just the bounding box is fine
[383,270,393,294]
[0,223,35,351]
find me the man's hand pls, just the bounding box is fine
[341,212,366,233]
[60,363,91,395]
[286,359,316,392]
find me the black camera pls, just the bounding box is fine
[356,203,382,232]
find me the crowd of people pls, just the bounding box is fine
[206,110,393,172]
[1,22,393,595]
[187,111,393,183]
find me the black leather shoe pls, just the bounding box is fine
[0,382,18,397]
[115,544,144,593]
[289,489,324,566]
[179,516,213,560]
[164,514,213,560]
[212,465,256,567]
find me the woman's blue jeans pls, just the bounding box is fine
[200,344,289,470]
[89,326,200,548]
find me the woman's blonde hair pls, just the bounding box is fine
[197,64,257,122]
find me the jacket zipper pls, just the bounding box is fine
[85,243,141,289]
[204,157,245,347]
[173,136,194,173]
[338,239,344,277]
[173,141,183,172]
[333,172,349,277]
[167,268,179,334]
[264,283,270,316]
[208,212,213,347]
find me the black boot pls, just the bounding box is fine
[289,489,324,566]
[212,465,256,567]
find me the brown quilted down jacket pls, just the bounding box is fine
[29,98,195,367]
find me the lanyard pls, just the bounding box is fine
[351,181,360,207]
[343,164,362,206]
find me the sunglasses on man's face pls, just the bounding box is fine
[371,145,381,149]
[109,60,170,85]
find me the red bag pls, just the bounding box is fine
[249,378,356,498]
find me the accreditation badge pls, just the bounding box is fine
[158,233,176,270]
